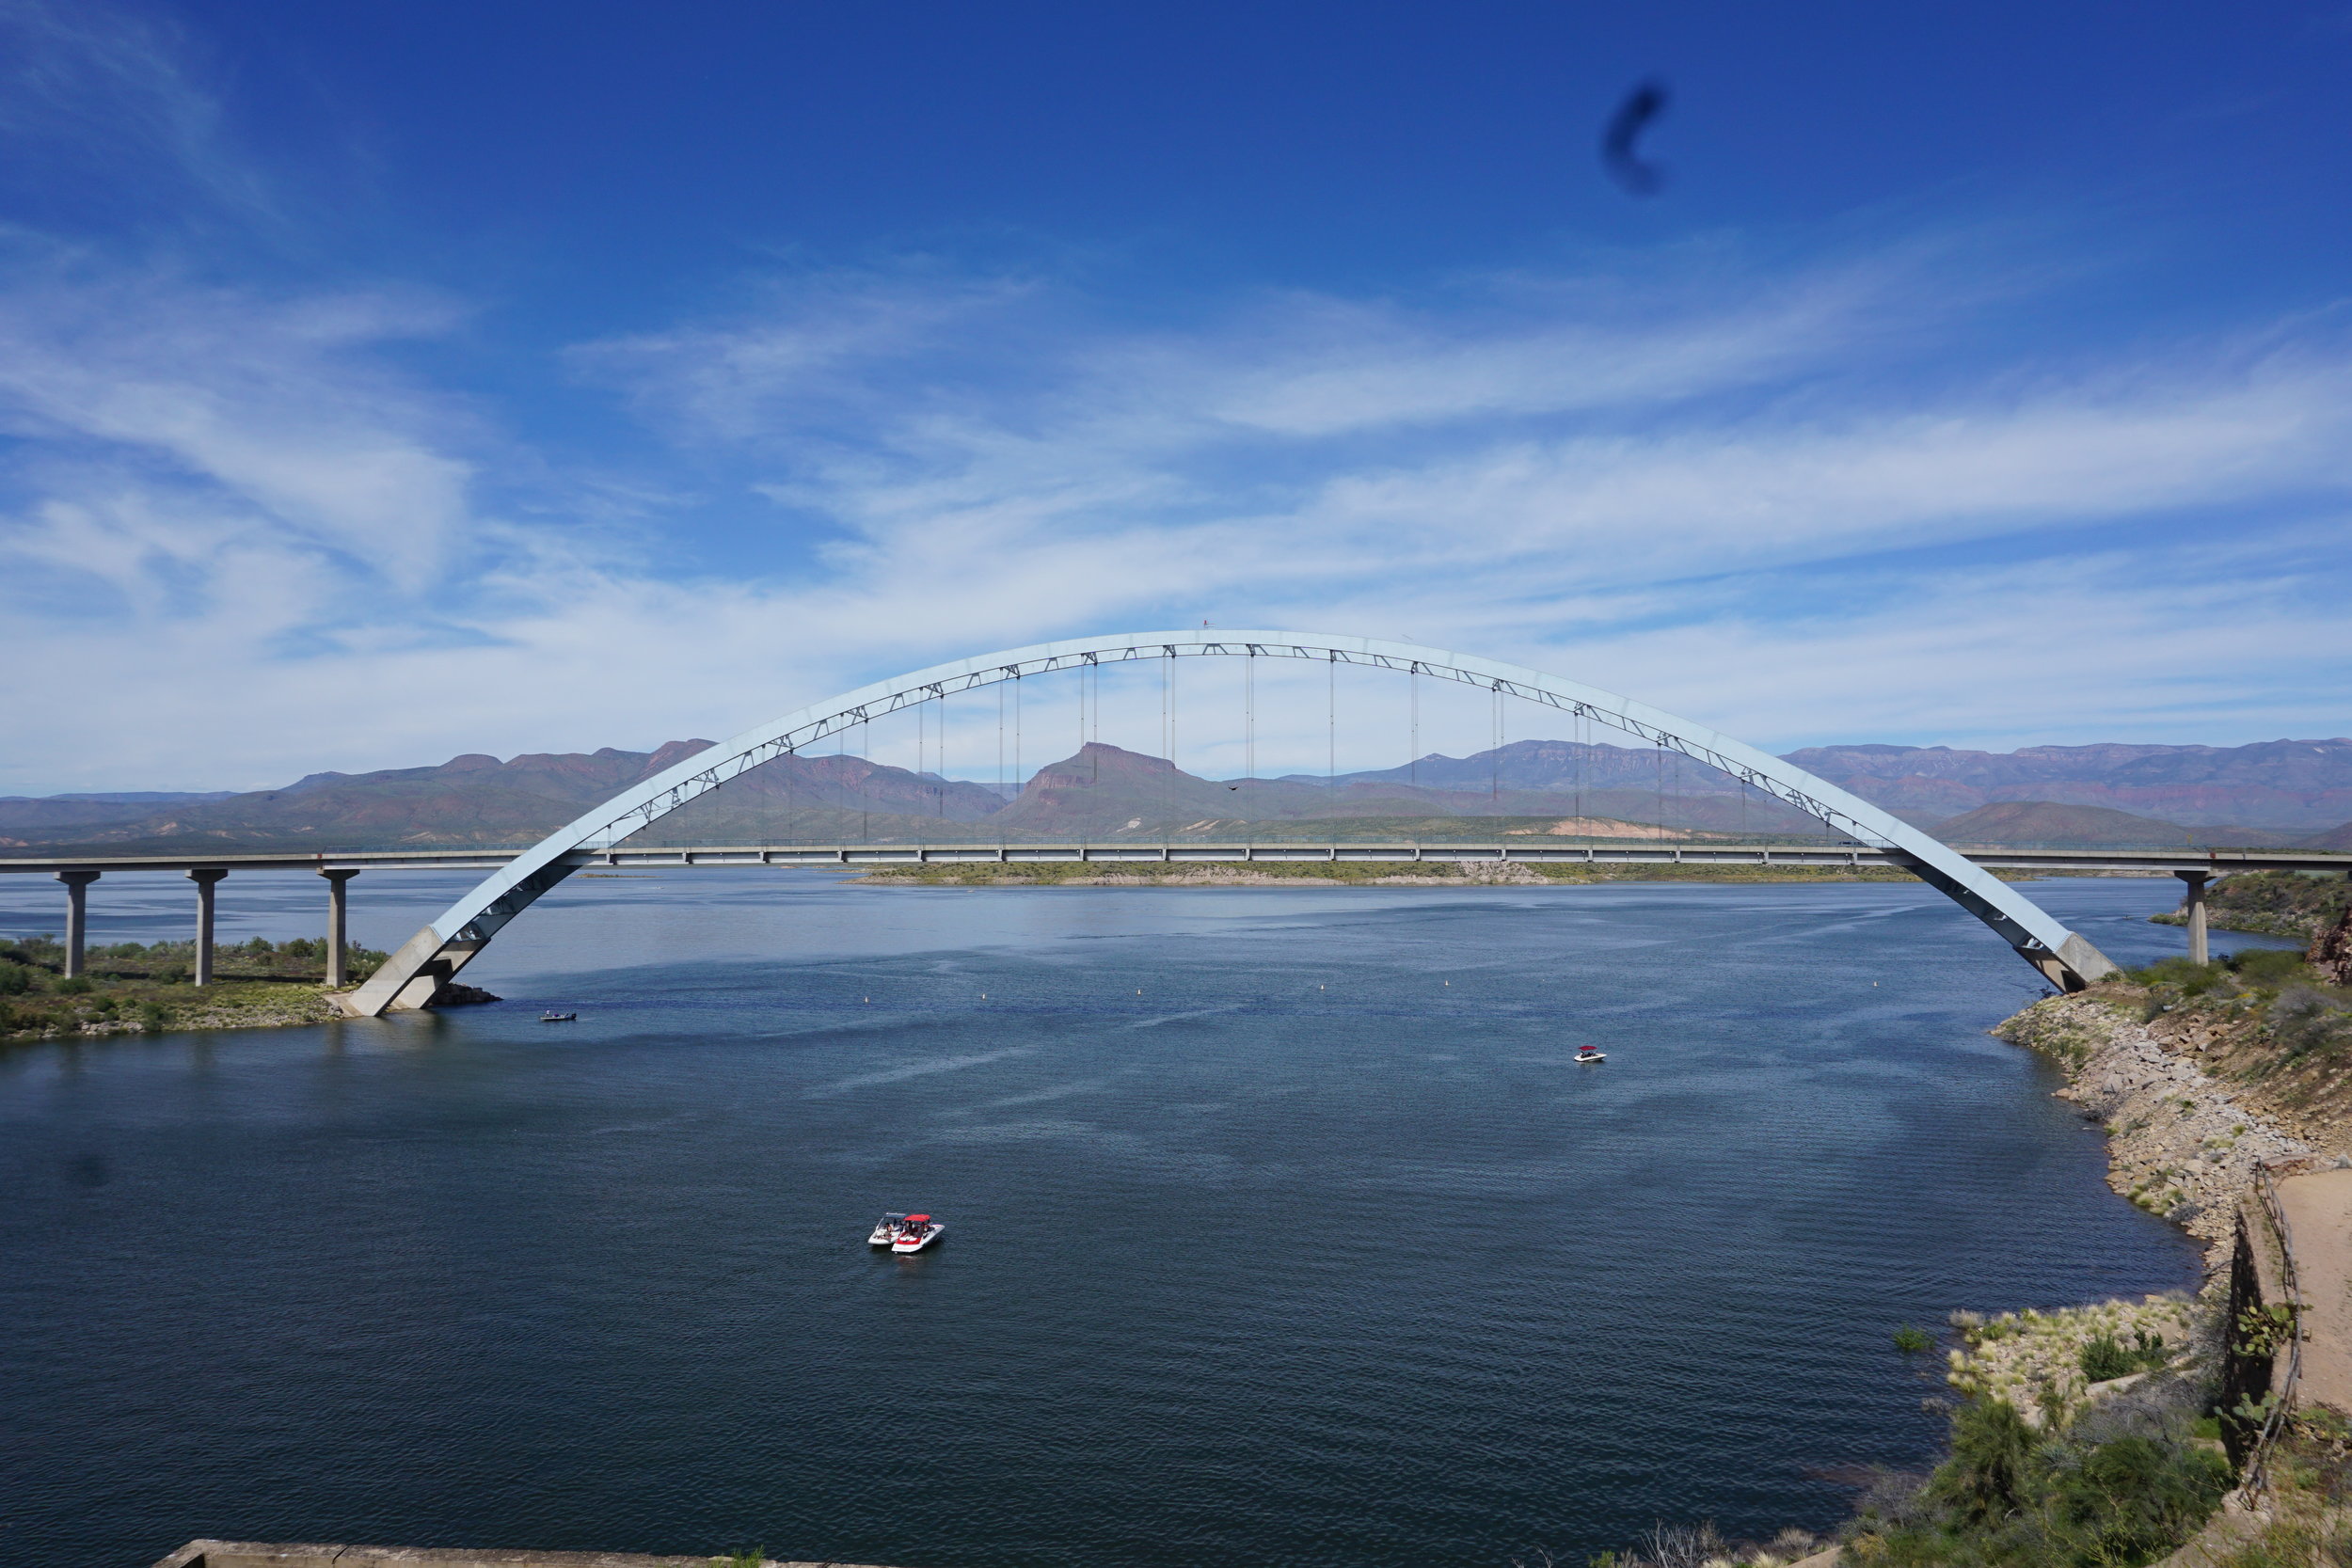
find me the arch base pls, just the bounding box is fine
[334,929,488,1015]
[2022,933,2120,993]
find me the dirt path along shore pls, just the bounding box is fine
[2275,1165,2352,1417]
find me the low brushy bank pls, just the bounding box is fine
[1838,1394,2231,1566]
[2151,869,2352,944]
[0,934,385,1041]
[1831,1295,2233,1566]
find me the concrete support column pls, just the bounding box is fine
[2175,871,2210,966]
[187,869,227,986]
[319,869,358,988]
[55,870,99,978]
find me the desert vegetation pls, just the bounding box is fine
[2153,869,2352,943]
[2110,947,2352,1148]
[0,933,386,1041]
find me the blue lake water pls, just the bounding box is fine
[0,872,2283,1568]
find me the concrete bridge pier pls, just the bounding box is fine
[187,869,226,986]
[320,870,358,987]
[2174,870,2210,965]
[55,870,99,977]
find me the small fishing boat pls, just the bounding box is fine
[1575,1046,1606,1063]
[540,1010,578,1022]
[891,1214,946,1254]
[866,1212,909,1246]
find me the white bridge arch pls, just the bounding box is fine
[342,629,2119,1015]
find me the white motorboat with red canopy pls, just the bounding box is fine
[891,1214,945,1253]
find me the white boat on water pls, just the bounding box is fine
[891,1214,946,1253]
[866,1212,908,1246]
[1576,1047,1606,1063]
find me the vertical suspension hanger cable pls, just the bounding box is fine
[1244,651,1256,806]
[1327,652,1336,806]
[1490,684,1501,804]
[1402,667,1421,789]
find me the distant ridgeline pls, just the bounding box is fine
[5,736,2351,855]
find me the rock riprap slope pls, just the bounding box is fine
[1997,995,2316,1256]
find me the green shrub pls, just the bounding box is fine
[2040,1435,2231,1566]
[137,1001,170,1033]
[1926,1399,2038,1530]
[0,960,34,995]
[2270,986,2352,1064]
[1895,1325,1935,1354]
[54,975,93,995]
[1854,1394,2231,1567]
[2130,956,2231,994]
[2079,1330,2169,1382]
[2230,947,2308,988]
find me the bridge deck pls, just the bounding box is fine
[3,843,2347,875]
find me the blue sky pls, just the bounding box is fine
[3,0,2351,792]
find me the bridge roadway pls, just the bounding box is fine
[5,841,2350,876]
[9,841,2344,987]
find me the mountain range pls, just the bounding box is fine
[1786,739,2352,832]
[4,736,2349,853]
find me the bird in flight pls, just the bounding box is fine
[1601,78,1670,196]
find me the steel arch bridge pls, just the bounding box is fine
[340,629,2121,1016]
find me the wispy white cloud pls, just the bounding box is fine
[0,0,277,227]
[0,267,477,594]
[5,216,2352,793]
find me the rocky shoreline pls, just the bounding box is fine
[1995,993,2320,1260]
